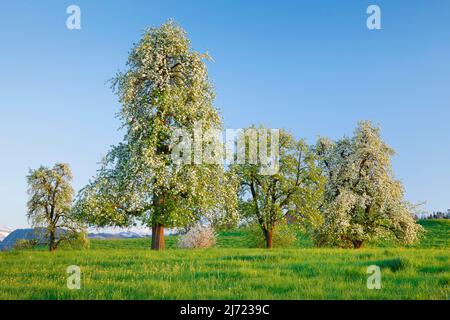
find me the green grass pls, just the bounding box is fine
[416,219,450,248]
[0,220,448,300]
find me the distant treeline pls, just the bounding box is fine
[418,211,450,220]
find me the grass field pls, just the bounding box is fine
[0,220,448,300]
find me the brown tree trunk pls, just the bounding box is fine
[353,240,364,249]
[265,228,273,249]
[151,225,156,248]
[49,230,57,252]
[151,224,165,250]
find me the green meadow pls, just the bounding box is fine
[0,220,448,300]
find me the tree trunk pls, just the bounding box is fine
[353,240,364,249]
[264,228,273,249]
[49,230,57,252]
[151,225,156,248]
[151,224,165,250]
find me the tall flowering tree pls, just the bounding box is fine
[74,21,237,250]
[314,121,423,248]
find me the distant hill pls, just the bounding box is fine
[0,228,58,250]
[88,231,147,239]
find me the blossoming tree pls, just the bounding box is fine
[27,163,83,251]
[74,21,237,250]
[314,121,423,248]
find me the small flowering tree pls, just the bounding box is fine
[314,121,423,248]
[26,163,83,251]
[74,20,237,250]
[178,223,216,249]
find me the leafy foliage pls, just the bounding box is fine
[59,231,90,250]
[13,239,38,251]
[232,128,325,248]
[244,222,298,248]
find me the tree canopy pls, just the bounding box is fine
[232,128,325,248]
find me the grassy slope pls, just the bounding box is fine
[0,220,448,300]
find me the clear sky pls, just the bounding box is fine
[0,0,449,228]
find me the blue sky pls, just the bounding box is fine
[0,0,449,228]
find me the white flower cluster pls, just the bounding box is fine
[177,224,216,249]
